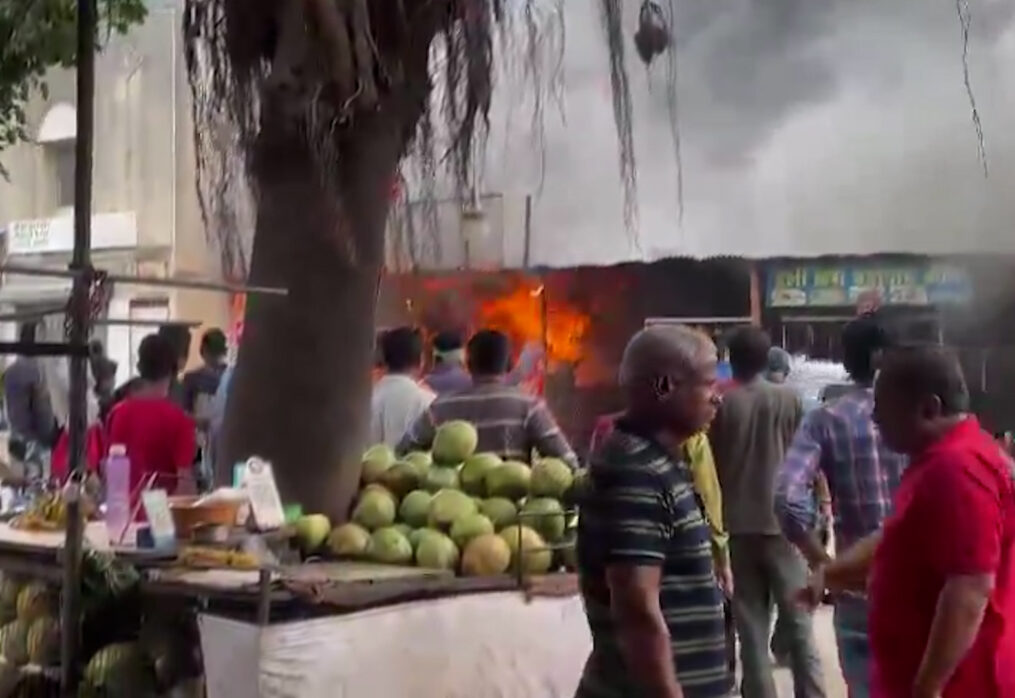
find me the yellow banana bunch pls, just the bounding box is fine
[179,546,259,570]
[11,493,68,531]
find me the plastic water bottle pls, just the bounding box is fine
[104,444,132,544]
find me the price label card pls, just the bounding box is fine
[232,462,246,488]
[241,457,285,531]
[141,489,176,550]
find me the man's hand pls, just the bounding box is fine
[716,564,734,599]
[912,676,943,698]
[796,564,826,610]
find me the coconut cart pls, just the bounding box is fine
[172,436,592,698]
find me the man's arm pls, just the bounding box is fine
[395,409,436,455]
[525,400,578,468]
[784,391,805,444]
[914,574,993,697]
[606,565,683,698]
[592,461,682,698]
[913,461,1003,696]
[775,411,830,567]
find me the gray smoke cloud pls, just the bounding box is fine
[478,0,1015,266]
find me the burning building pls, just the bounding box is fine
[381,177,1015,449]
[378,256,752,455]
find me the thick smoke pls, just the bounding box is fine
[480,0,1015,266]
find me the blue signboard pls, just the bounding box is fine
[766,262,973,308]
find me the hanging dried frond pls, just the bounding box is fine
[182,0,583,275]
[955,0,988,178]
[662,0,683,227]
[599,0,639,232]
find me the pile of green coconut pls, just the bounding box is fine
[294,420,582,577]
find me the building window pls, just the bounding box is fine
[51,142,75,210]
[35,102,77,213]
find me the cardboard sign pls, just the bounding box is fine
[241,457,285,531]
[141,489,176,550]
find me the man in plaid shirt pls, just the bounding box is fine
[775,314,907,698]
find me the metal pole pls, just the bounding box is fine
[539,279,549,397]
[522,195,532,268]
[61,0,96,691]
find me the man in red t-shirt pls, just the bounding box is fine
[805,345,1015,698]
[107,333,196,498]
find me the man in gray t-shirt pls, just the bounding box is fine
[709,327,825,698]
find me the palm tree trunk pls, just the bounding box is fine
[221,115,402,520]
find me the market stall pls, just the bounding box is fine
[0,411,588,696]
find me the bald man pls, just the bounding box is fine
[576,326,731,698]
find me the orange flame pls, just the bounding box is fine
[476,279,590,365]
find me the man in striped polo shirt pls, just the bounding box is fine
[577,325,730,698]
[397,329,577,466]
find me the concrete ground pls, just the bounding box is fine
[728,606,848,698]
[771,607,848,698]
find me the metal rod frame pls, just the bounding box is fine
[0,306,204,328]
[0,262,287,297]
[644,316,754,327]
[0,342,88,358]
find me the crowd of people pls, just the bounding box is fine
[575,317,1015,698]
[368,316,1015,698]
[5,310,1014,698]
[370,326,576,466]
[2,322,230,500]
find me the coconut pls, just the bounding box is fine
[367,527,413,565]
[432,421,478,465]
[361,444,396,484]
[449,513,495,549]
[352,488,397,530]
[398,490,434,528]
[520,497,567,542]
[531,458,574,499]
[294,514,331,554]
[499,525,552,575]
[485,461,532,500]
[415,531,459,571]
[327,523,371,557]
[480,497,519,530]
[462,534,512,577]
[460,453,503,496]
[427,489,477,530]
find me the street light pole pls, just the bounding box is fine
[61,0,97,692]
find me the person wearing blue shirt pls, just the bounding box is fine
[208,363,234,484]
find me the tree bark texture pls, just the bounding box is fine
[220,112,404,520]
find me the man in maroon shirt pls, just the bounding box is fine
[107,334,196,497]
[806,345,1015,698]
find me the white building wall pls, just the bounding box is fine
[0,1,228,381]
